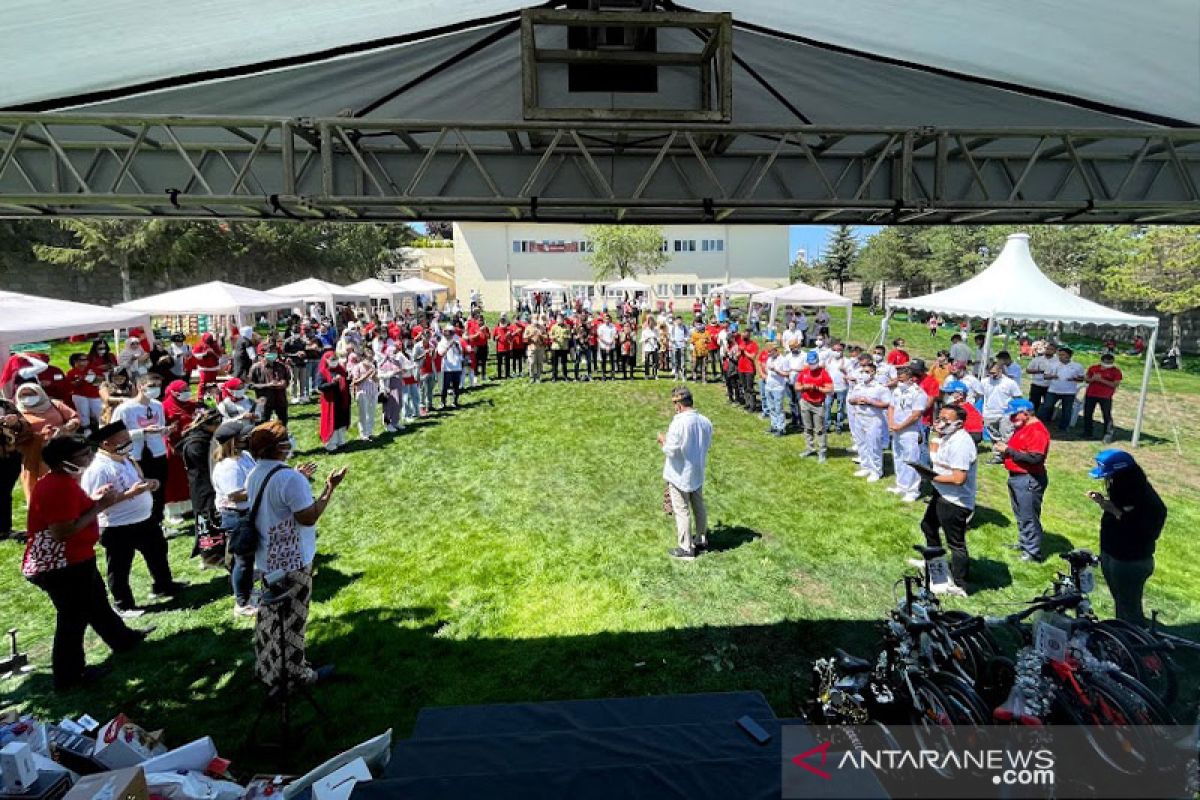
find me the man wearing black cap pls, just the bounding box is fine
[81,421,182,616]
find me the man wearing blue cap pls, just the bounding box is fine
[993,398,1050,561]
[795,350,834,462]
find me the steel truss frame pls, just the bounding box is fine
[1,113,1199,224]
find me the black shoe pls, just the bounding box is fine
[695,537,709,552]
[55,665,111,692]
[149,581,186,600]
[668,547,697,561]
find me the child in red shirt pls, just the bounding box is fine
[1083,354,1122,440]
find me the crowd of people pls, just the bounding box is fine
[0,295,1165,694]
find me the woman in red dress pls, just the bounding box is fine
[317,351,351,452]
[191,332,223,393]
[161,379,197,525]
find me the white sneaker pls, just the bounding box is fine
[866,473,882,483]
[848,445,858,453]
[901,493,920,503]
[853,469,870,477]
[935,583,968,598]
[886,486,904,494]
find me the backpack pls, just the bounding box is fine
[228,465,287,557]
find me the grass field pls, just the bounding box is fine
[1,307,1196,773]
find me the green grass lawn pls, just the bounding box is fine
[2,307,1197,774]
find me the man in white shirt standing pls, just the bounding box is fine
[669,316,688,381]
[1038,346,1085,432]
[1025,342,1056,413]
[112,374,171,526]
[981,361,1023,457]
[814,307,831,340]
[597,314,618,382]
[82,421,180,616]
[824,342,849,434]
[922,405,978,594]
[780,320,803,353]
[657,387,713,561]
[847,361,891,482]
[762,343,790,436]
[888,366,927,502]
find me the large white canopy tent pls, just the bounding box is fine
[709,280,769,296]
[0,291,150,366]
[751,281,854,338]
[607,277,651,293]
[268,278,368,313]
[391,277,450,296]
[347,278,407,306]
[886,233,1160,446]
[117,280,294,330]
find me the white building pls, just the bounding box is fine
[453,222,790,311]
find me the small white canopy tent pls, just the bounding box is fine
[886,233,1160,446]
[391,277,450,295]
[751,281,855,338]
[709,279,769,296]
[118,280,294,329]
[347,277,406,305]
[0,291,151,366]
[268,278,368,318]
[607,277,650,292]
[521,278,567,292]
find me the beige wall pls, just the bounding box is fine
[453,222,789,311]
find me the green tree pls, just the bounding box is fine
[856,227,931,308]
[32,220,171,302]
[1103,226,1200,358]
[583,225,669,281]
[821,224,859,294]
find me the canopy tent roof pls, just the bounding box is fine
[0,291,150,361]
[117,280,294,317]
[751,281,852,307]
[392,277,449,294]
[887,234,1158,328]
[608,277,651,291]
[347,278,405,300]
[267,278,368,303]
[710,279,769,296]
[4,2,1195,127]
[521,278,568,292]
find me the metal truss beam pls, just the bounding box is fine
[2,113,1199,224]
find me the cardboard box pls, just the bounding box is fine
[1,743,38,794]
[91,718,164,771]
[45,727,103,776]
[0,772,71,800]
[63,766,147,800]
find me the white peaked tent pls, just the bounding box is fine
[709,280,769,296]
[0,291,150,364]
[608,277,651,292]
[886,233,1160,446]
[118,281,294,327]
[268,278,368,310]
[751,281,855,337]
[347,278,405,304]
[392,277,449,295]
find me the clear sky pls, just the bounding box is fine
[789,225,880,263]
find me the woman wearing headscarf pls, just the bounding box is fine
[161,380,197,526]
[22,434,148,690]
[376,344,405,433]
[15,383,80,501]
[347,352,379,441]
[99,368,135,427]
[117,336,151,377]
[0,398,31,540]
[217,377,256,422]
[317,350,351,451]
[1087,450,1169,626]
[178,408,223,566]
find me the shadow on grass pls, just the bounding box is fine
[972,504,1012,529]
[703,524,762,554]
[1041,531,1076,558]
[969,557,1013,592]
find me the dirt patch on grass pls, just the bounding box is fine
[789,569,841,610]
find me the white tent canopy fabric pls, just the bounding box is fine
[607,277,651,291]
[751,280,854,336]
[0,290,150,363]
[391,277,449,294]
[347,277,405,301]
[885,233,1160,447]
[5,1,1195,126]
[521,278,567,292]
[710,280,769,296]
[267,278,368,304]
[117,281,294,321]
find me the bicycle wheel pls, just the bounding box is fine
[1052,671,1171,775]
[940,610,1002,682]
[931,671,991,725]
[1096,619,1178,706]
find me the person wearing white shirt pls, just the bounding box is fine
[658,387,713,560]
[996,351,1022,387]
[814,308,831,339]
[245,421,346,687]
[211,422,258,613]
[824,344,850,433]
[888,366,928,501]
[1038,346,1085,432]
[941,362,983,406]
[82,421,178,615]
[872,345,898,388]
[112,374,171,527]
[847,361,891,481]
[437,327,465,408]
[782,342,807,430]
[762,344,790,436]
[639,319,660,379]
[597,317,618,381]
[669,317,689,381]
[981,362,1023,451]
[922,405,978,593]
[949,334,973,366]
[780,322,803,353]
[1025,342,1057,414]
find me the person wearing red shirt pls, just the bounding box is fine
[508,320,526,377]
[22,435,147,690]
[493,316,511,380]
[886,338,910,366]
[66,353,106,435]
[993,398,1051,561]
[737,334,759,413]
[796,351,834,461]
[474,318,491,385]
[1083,353,1123,442]
[943,380,984,443]
[191,332,223,390]
[705,321,721,381]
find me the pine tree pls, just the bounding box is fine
[821,224,859,295]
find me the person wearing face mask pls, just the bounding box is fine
[941,381,985,444]
[981,361,1023,460]
[246,421,346,686]
[317,350,352,452]
[1038,346,1085,432]
[823,342,849,434]
[117,336,151,377]
[113,375,171,525]
[161,380,198,526]
[22,434,150,690]
[231,326,257,380]
[993,399,1050,562]
[217,377,256,422]
[796,351,834,461]
[376,345,404,433]
[15,382,81,502]
[887,366,927,502]
[87,338,118,374]
[67,353,106,436]
[166,333,192,382]
[347,352,379,441]
[190,332,223,391]
[211,421,257,615]
[871,345,898,389]
[99,367,135,427]
[247,344,291,425]
[82,421,182,615]
[921,405,978,595]
[847,361,891,482]
[178,408,224,565]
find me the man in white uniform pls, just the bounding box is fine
[847,361,891,481]
[888,366,927,502]
[981,361,1023,456]
[1038,346,1085,432]
[1025,342,1057,413]
[923,405,978,594]
[658,387,713,561]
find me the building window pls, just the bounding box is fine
[673,239,696,253]
[700,239,724,252]
[700,282,722,296]
[671,283,697,297]
[660,239,669,253]
[654,283,669,296]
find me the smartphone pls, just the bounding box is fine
[737,715,772,745]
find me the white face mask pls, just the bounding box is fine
[61,461,84,475]
[328,358,339,368]
[16,394,39,408]
[176,392,193,403]
[232,390,245,399]
[144,386,161,399]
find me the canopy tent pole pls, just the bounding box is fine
[846,304,853,340]
[879,307,893,347]
[768,297,779,329]
[978,314,996,378]
[1131,323,1159,448]
[1002,320,1011,354]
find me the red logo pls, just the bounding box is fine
[791,741,832,780]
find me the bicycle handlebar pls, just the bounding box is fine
[986,592,1084,627]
